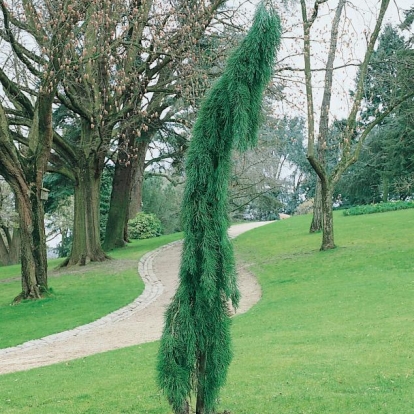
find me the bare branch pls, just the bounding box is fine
[144,172,184,186]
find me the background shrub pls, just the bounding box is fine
[295,198,314,215]
[343,200,414,216]
[127,213,162,239]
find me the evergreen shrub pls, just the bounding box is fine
[343,200,414,216]
[157,2,281,413]
[127,213,162,239]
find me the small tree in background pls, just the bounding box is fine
[298,0,414,250]
[157,2,281,413]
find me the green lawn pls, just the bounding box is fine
[0,211,413,413]
[0,233,182,349]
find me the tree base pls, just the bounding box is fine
[309,228,322,234]
[103,239,128,252]
[59,253,111,268]
[12,287,53,304]
[320,243,336,251]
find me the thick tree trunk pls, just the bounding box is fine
[310,179,323,232]
[0,7,76,300]
[9,228,21,264]
[0,234,8,266]
[1,177,48,301]
[103,159,132,250]
[320,181,335,251]
[0,227,15,265]
[104,136,148,250]
[63,157,109,266]
[5,164,49,300]
[128,141,148,220]
[29,183,48,289]
[14,189,43,300]
[61,119,110,266]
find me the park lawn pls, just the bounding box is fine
[221,210,414,413]
[0,258,65,281]
[0,211,413,413]
[0,233,182,349]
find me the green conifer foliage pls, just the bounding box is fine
[157,2,281,413]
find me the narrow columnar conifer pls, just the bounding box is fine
[157,2,281,413]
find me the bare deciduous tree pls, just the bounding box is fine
[294,0,414,250]
[0,0,84,299]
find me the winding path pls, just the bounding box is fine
[0,222,271,375]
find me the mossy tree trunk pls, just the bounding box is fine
[20,191,49,296]
[103,136,148,250]
[14,184,43,299]
[68,164,107,265]
[0,235,9,266]
[63,132,109,265]
[9,228,20,265]
[128,140,148,220]
[0,1,85,299]
[0,226,20,266]
[0,97,53,299]
[103,161,132,250]
[103,153,134,250]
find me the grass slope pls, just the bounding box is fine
[0,233,182,349]
[222,210,414,413]
[0,211,413,413]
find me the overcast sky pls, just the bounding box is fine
[232,0,413,120]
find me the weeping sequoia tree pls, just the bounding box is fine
[157,3,281,413]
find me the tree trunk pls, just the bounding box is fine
[14,189,42,300]
[0,231,10,266]
[178,402,189,414]
[128,141,148,220]
[9,227,21,264]
[29,183,48,289]
[310,179,323,232]
[0,165,49,299]
[320,181,335,250]
[3,156,50,300]
[104,135,148,250]
[103,159,132,250]
[196,352,207,414]
[382,175,389,202]
[63,157,109,266]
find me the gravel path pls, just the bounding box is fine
[0,222,271,375]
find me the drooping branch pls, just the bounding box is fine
[0,103,23,177]
[0,67,34,118]
[0,1,44,77]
